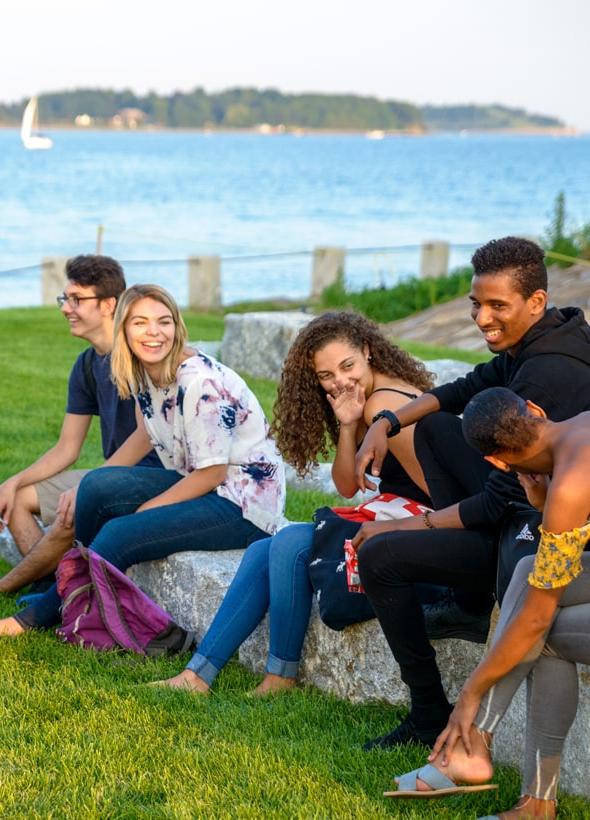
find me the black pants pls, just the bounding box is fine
[357,412,496,727]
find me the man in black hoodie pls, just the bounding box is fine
[352,236,590,750]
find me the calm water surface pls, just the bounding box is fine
[0,129,588,306]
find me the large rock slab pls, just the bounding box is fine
[425,358,473,385]
[0,529,21,567]
[238,599,485,705]
[221,311,312,381]
[130,552,486,705]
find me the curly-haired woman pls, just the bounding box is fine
[156,310,433,695]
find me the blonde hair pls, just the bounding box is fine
[111,284,188,399]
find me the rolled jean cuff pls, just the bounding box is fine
[186,653,222,687]
[265,653,299,679]
[12,612,35,630]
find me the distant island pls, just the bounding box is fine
[0,87,565,133]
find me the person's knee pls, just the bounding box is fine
[357,533,399,590]
[415,411,458,444]
[270,524,313,562]
[88,518,127,562]
[13,484,41,516]
[77,468,120,509]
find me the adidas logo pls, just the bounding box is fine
[516,523,535,542]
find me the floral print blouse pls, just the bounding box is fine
[529,523,590,589]
[136,352,286,535]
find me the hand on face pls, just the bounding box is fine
[326,382,366,427]
[517,472,548,511]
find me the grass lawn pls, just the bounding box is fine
[1,307,588,817]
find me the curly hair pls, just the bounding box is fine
[471,236,547,298]
[462,387,542,456]
[272,311,433,476]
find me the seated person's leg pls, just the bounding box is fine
[8,484,44,556]
[414,413,494,509]
[161,536,273,692]
[87,491,265,572]
[5,481,265,636]
[358,526,494,748]
[259,522,315,693]
[0,470,89,595]
[75,466,186,547]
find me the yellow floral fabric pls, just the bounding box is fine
[529,523,590,589]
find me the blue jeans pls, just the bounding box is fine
[187,522,315,685]
[15,466,266,630]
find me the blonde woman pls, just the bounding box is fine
[1,284,285,635]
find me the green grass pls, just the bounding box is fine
[397,340,491,366]
[1,306,588,817]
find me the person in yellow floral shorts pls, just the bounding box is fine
[386,386,590,819]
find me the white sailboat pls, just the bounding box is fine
[21,96,53,150]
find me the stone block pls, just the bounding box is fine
[238,602,485,705]
[187,255,221,311]
[420,241,449,278]
[0,529,21,567]
[311,247,345,298]
[41,256,68,306]
[426,358,473,385]
[220,311,312,380]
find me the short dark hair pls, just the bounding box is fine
[462,387,542,456]
[471,237,547,298]
[66,255,126,300]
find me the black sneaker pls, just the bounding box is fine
[423,599,490,643]
[363,716,440,751]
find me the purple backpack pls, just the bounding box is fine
[56,545,196,656]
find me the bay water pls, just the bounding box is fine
[1,128,588,307]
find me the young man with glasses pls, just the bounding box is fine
[0,254,160,595]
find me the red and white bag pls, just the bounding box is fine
[331,492,431,523]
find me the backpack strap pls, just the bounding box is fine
[81,347,97,400]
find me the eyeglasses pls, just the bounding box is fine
[56,294,100,308]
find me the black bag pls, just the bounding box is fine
[309,507,375,631]
[495,503,542,605]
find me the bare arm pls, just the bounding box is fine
[354,393,440,491]
[330,384,367,497]
[137,463,228,513]
[54,405,154,528]
[0,413,92,528]
[102,405,154,467]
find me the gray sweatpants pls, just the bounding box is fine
[476,553,590,800]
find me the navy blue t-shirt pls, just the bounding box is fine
[66,349,161,468]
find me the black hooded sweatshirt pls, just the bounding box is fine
[427,306,590,528]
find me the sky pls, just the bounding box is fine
[2,0,589,130]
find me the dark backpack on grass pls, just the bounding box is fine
[55,544,196,656]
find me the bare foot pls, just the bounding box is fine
[149,669,210,694]
[404,726,493,792]
[250,673,296,697]
[0,617,25,637]
[495,794,557,819]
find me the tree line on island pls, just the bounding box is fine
[0,87,563,132]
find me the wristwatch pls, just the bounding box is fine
[371,409,401,438]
